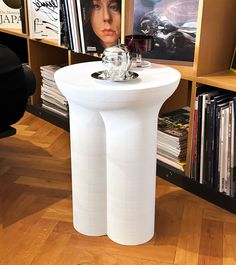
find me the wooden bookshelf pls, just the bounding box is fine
[1,0,236,213]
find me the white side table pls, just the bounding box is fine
[55,62,180,245]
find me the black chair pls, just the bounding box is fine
[0,45,36,139]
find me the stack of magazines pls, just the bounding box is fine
[40,64,69,118]
[157,107,190,171]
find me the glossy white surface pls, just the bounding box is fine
[55,61,180,245]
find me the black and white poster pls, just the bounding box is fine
[133,0,199,61]
[27,0,59,39]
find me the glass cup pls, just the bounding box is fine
[125,35,154,68]
[102,45,132,81]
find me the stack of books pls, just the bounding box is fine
[40,64,69,118]
[157,107,190,171]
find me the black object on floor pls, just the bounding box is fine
[0,126,16,139]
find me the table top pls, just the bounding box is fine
[54,61,181,110]
[54,61,181,92]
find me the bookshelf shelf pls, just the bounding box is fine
[197,70,236,91]
[29,38,68,49]
[156,160,236,214]
[0,28,27,38]
[149,60,196,81]
[1,0,236,213]
[166,64,196,82]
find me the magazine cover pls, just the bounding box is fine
[158,107,190,139]
[133,0,199,61]
[0,0,21,29]
[27,0,59,39]
[78,0,122,53]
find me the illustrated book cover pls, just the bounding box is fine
[27,0,59,39]
[158,106,190,140]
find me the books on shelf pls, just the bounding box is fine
[27,0,59,39]
[199,90,220,185]
[157,107,190,171]
[27,0,122,52]
[190,87,236,197]
[0,0,22,29]
[40,64,69,117]
[65,0,80,51]
[58,0,82,51]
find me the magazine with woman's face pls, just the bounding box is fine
[79,0,122,53]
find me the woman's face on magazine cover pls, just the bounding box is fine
[91,0,121,48]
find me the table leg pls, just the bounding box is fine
[69,103,107,236]
[101,106,159,245]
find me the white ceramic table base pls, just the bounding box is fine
[70,103,165,245]
[55,61,180,246]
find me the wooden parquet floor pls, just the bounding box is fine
[0,112,236,265]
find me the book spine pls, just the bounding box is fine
[203,98,211,186]
[20,0,26,33]
[234,98,236,181]
[218,107,225,193]
[215,105,221,191]
[67,0,79,52]
[210,99,217,188]
[196,94,203,183]
[190,97,198,181]
[224,107,230,195]
[231,97,236,197]
[199,94,207,184]
[76,0,85,53]
[59,0,69,47]
[64,0,73,50]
